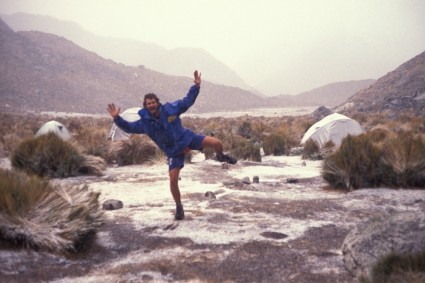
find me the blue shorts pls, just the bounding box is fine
[168,134,205,171]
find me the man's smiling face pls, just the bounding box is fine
[145,98,159,117]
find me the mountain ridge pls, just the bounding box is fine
[2,17,424,117]
[0,12,256,93]
[0,18,268,114]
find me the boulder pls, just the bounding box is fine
[102,199,124,210]
[241,176,251,184]
[204,191,217,200]
[342,211,425,278]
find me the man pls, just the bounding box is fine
[107,70,236,220]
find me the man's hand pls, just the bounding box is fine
[107,103,120,119]
[194,70,201,86]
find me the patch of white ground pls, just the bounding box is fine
[87,155,339,246]
[1,153,424,282]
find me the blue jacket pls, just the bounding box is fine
[114,85,200,158]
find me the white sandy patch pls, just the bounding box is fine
[227,155,322,181]
[183,106,318,118]
[85,155,348,246]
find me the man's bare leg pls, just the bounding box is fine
[201,136,223,156]
[169,168,181,203]
[201,136,237,164]
[169,168,184,220]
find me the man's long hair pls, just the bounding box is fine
[143,93,160,108]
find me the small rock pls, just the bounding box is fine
[260,231,288,239]
[241,176,251,184]
[221,162,229,169]
[102,175,116,182]
[102,199,123,210]
[205,191,217,200]
[287,178,299,183]
[253,176,259,183]
[214,189,226,195]
[301,161,306,166]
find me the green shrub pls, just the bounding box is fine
[381,132,425,187]
[11,133,85,178]
[322,134,384,190]
[263,132,289,156]
[0,168,103,251]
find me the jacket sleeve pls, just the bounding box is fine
[114,115,145,134]
[167,85,200,114]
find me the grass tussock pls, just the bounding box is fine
[0,168,103,252]
[322,134,383,189]
[322,131,425,190]
[1,111,424,167]
[108,135,161,166]
[302,139,320,160]
[361,250,425,283]
[11,132,85,178]
[263,132,290,156]
[228,135,262,162]
[381,132,425,187]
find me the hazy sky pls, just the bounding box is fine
[1,0,425,95]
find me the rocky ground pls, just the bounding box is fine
[1,154,424,283]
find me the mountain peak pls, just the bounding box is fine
[0,17,13,34]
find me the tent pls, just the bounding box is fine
[300,113,364,148]
[36,120,71,140]
[108,107,142,141]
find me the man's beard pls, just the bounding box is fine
[149,107,159,117]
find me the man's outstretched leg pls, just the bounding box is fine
[202,136,237,164]
[169,168,184,220]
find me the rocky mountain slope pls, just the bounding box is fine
[1,13,256,92]
[342,50,425,115]
[0,18,267,114]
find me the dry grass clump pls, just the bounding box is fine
[227,135,262,162]
[0,113,43,157]
[322,134,383,190]
[361,250,425,283]
[263,132,287,156]
[381,132,425,187]
[11,132,85,178]
[108,135,162,166]
[302,139,320,160]
[2,111,424,168]
[302,139,335,160]
[73,127,110,158]
[263,132,290,156]
[0,168,103,252]
[322,131,425,190]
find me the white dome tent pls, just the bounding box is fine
[301,113,364,148]
[108,107,142,141]
[36,120,71,140]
